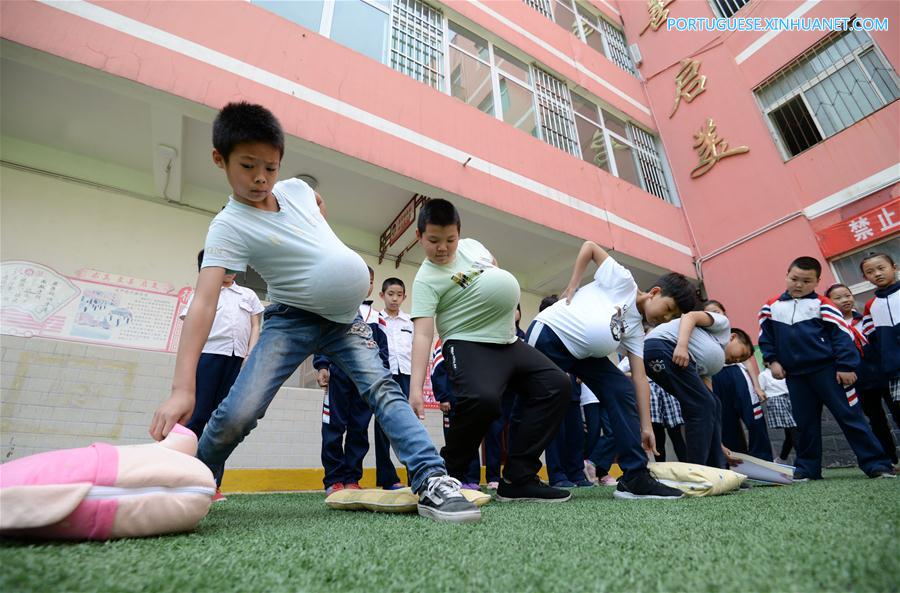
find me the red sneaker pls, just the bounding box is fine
[345,483,361,490]
[325,483,345,496]
[212,488,227,503]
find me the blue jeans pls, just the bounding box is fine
[198,304,446,491]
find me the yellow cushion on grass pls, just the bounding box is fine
[325,487,490,513]
[648,462,746,497]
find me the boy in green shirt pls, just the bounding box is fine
[409,199,573,502]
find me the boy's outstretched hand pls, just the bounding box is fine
[149,389,195,441]
[410,392,426,420]
[672,343,690,368]
[836,371,856,386]
[641,427,659,457]
[769,361,786,380]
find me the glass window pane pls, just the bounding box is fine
[601,109,628,137]
[580,20,606,54]
[832,236,900,290]
[551,0,578,36]
[575,115,609,171]
[806,61,881,137]
[252,1,324,32]
[448,22,489,62]
[493,48,530,85]
[499,76,537,136]
[571,93,600,123]
[449,47,494,116]
[331,0,390,64]
[860,49,900,104]
[610,136,640,187]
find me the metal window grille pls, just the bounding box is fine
[524,0,553,19]
[533,68,581,157]
[710,0,750,18]
[628,124,671,202]
[390,0,444,90]
[755,30,900,158]
[598,19,636,75]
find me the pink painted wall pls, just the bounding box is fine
[0,0,695,276]
[618,0,900,332]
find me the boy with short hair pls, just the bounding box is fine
[529,240,689,499]
[644,309,755,469]
[313,266,385,495]
[758,256,894,480]
[409,198,573,503]
[373,277,413,489]
[150,102,479,522]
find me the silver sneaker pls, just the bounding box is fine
[417,475,481,523]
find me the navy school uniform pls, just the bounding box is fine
[544,375,587,485]
[862,281,900,401]
[713,364,773,461]
[643,312,733,469]
[758,292,892,478]
[314,301,389,488]
[852,310,899,464]
[431,339,481,484]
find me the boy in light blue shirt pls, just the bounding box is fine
[150,102,478,523]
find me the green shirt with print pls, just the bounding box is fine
[411,238,520,345]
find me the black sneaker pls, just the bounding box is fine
[417,475,481,523]
[495,477,572,503]
[868,471,897,479]
[613,470,684,500]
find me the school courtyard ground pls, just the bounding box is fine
[1,468,897,593]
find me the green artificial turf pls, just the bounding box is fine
[1,468,897,593]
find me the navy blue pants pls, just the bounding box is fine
[584,402,617,473]
[372,373,407,487]
[188,353,244,438]
[786,366,893,478]
[713,365,773,461]
[644,338,726,469]
[528,322,648,481]
[484,393,515,483]
[321,365,372,488]
[545,398,585,484]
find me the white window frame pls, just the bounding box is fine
[829,236,900,310]
[756,32,900,160]
[390,0,445,90]
[571,91,675,203]
[446,21,540,138]
[530,0,637,76]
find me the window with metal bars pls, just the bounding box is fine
[390,0,444,90]
[524,0,637,76]
[755,30,900,159]
[709,0,750,18]
[524,0,553,19]
[533,68,580,156]
[571,92,674,203]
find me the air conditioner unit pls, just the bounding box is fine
[629,43,643,66]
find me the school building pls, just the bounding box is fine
[1,0,898,487]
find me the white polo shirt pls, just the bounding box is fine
[380,309,413,375]
[180,282,264,357]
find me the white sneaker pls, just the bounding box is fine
[417,475,481,523]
